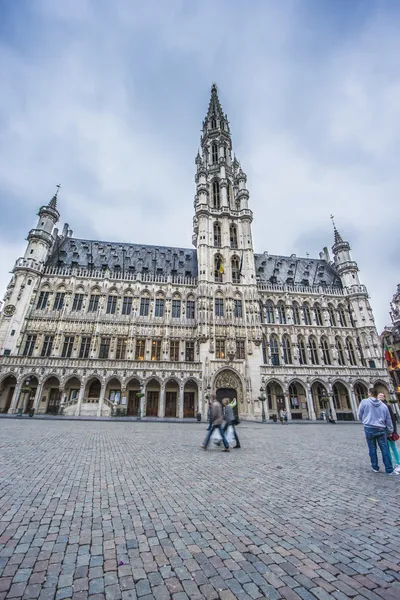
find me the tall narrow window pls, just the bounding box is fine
[88,294,99,312]
[53,292,65,311]
[106,295,117,315]
[292,302,301,325]
[298,336,307,365]
[41,335,54,357]
[321,337,331,365]
[212,181,220,209]
[211,118,217,129]
[170,340,179,361]
[72,293,84,311]
[214,254,223,282]
[79,336,91,359]
[309,337,319,365]
[154,298,165,317]
[214,223,221,247]
[216,339,225,359]
[230,225,238,249]
[172,299,181,318]
[302,303,312,325]
[151,340,161,361]
[139,297,150,316]
[270,335,280,366]
[62,336,74,358]
[232,257,240,284]
[23,334,37,357]
[36,291,49,310]
[236,340,245,359]
[122,296,132,315]
[277,302,286,325]
[215,298,224,317]
[357,337,366,367]
[135,339,145,360]
[314,304,323,326]
[282,335,292,364]
[98,337,109,359]
[211,143,218,164]
[336,337,346,365]
[185,341,195,362]
[338,304,347,327]
[346,338,357,366]
[186,300,195,319]
[234,299,242,318]
[328,304,337,327]
[265,302,275,324]
[116,338,127,360]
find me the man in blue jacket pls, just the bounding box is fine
[358,387,397,475]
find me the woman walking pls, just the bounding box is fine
[379,393,400,473]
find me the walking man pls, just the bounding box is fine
[215,397,241,449]
[201,398,230,452]
[358,387,397,475]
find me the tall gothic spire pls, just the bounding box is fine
[48,184,61,209]
[203,83,230,135]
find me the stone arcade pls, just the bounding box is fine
[0,85,394,419]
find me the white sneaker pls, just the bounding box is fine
[371,468,379,473]
[394,465,400,474]
[387,471,400,476]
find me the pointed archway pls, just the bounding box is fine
[213,369,243,419]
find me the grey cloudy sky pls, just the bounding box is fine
[0,0,399,330]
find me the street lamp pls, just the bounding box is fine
[258,384,266,423]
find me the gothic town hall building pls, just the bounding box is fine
[0,85,393,420]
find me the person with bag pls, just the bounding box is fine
[206,398,213,431]
[378,393,400,474]
[201,398,230,452]
[215,397,241,449]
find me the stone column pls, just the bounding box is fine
[8,381,23,414]
[198,388,203,419]
[97,381,106,417]
[75,383,85,416]
[284,392,292,420]
[349,385,359,421]
[306,384,316,420]
[158,384,165,418]
[33,382,45,412]
[140,384,146,417]
[178,386,184,419]
[328,392,337,421]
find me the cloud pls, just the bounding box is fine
[0,0,399,330]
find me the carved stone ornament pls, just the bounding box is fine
[214,368,243,404]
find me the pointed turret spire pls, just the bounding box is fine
[49,184,61,209]
[207,83,224,120]
[330,214,343,244]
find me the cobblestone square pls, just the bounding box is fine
[1,420,400,600]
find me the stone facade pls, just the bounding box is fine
[0,85,394,420]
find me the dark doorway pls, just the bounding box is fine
[216,387,239,419]
[47,389,61,414]
[165,392,177,417]
[146,391,159,417]
[184,392,195,418]
[128,391,140,416]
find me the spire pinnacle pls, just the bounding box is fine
[49,184,61,209]
[330,214,343,244]
[206,82,225,123]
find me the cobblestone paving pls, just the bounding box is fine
[1,420,400,600]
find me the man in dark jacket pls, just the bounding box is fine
[201,399,230,451]
[215,398,240,449]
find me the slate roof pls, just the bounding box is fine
[254,253,341,288]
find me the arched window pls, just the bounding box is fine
[212,181,220,208]
[328,304,337,327]
[265,301,275,324]
[214,254,223,283]
[309,336,319,365]
[262,336,268,364]
[213,222,221,247]
[338,304,347,327]
[298,336,307,365]
[230,224,238,249]
[302,303,312,325]
[316,384,328,410]
[346,337,357,366]
[231,257,240,284]
[282,335,292,364]
[289,383,300,409]
[270,335,280,366]
[277,301,286,325]
[355,382,368,405]
[211,118,217,129]
[227,184,233,206]
[292,302,301,325]
[314,303,323,326]
[321,337,331,365]
[336,337,346,366]
[211,143,218,164]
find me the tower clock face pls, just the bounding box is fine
[3,304,16,317]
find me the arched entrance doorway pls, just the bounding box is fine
[165,380,179,418]
[374,381,390,398]
[266,381,284,416]
[146,378,160,417]
[17,375,39,414]
[184,379,198,418]
[127,378,141,416]
[333,382,354,421]
[311,382,329,419]
[64,377,81,405]
[0,375,17,413]
[214,369,242,419]
[354,382,368,406]
[43,376,61,414]
[288,381,307,419]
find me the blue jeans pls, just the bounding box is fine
[203,424,229,449]
[364,426,393,473]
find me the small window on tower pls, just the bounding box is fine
[211,118,217,129]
